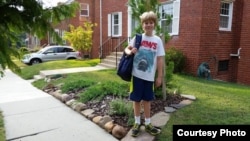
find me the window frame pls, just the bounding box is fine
[219,1,233,31]
[108,12,122,37]
[80,3,89,17]
[61,30,66,45]
[51,29,60,44]
[159,0,180,36]
[218,60,229,71]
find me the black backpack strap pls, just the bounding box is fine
[135,34,142,49]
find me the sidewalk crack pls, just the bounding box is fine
[7,128,58,141]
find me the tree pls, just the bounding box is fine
[128,0,172,41]
[128,0,161,35]
[63,21,97,58]
[0,0,79,77]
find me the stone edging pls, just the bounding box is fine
[44,86,196,140]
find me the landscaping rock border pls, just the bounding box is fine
[43,83,196,140]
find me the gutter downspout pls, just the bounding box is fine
[99,0,102,61]
[127,6,131,39]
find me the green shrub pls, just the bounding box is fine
[19,47,29,53]
[165,47,185,73]
[109,99,132,115]
[29,46,41,53]
[166,61,174,85]
[109,99,134,126]
[79,81,129,103]
[19,47,29,57]
[61,79,95,93]
[155,61,181,98]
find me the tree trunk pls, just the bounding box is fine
[161,34,166,100]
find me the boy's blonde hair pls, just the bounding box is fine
[140,11,157,25]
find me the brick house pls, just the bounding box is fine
[40,0,250,86]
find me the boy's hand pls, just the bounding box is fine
[125,46,137,55]
[155,77,162,88]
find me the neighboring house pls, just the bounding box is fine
[39,0,250,86]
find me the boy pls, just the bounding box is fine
[125,11,165,137]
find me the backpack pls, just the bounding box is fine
[117,34,142,81]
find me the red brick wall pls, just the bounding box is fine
[92,0,128,58]
[42,0,250,85]
[237,0,250,85]
[52,0,97,57]
[165,0,248,84]
[166,0,203,76]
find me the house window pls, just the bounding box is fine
[51,29,60,44]
[108,12,122,37]
[159,0,180,36]
[80,3,89,17]
[62,30,66,45]
[218,60,229,71]
[219,1,233,31]
[31,36,40,46]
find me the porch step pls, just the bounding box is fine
[99,52,123,69]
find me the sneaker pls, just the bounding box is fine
[145,123,161,136]
[131,123,141,137]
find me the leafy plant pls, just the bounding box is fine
[79,81,129,103]
[155,60,179,98]
[63,21,97,58]
[109,99,132,115]
[128,0,161,35]
[109,99,134,126]
[18,47,29,55]
[61,79,95,93]
[165,47,185,73]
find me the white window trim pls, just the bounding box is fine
[80,3,89,17]
[127,7,132,38]
[159,0,180,36]
[172,0,180,35]
[51,29,59,44]
[108,12,122,37]
[62,30,66,44]
[219,1,233,31]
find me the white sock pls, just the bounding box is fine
[145,118,151,125]
[135,116,141,124]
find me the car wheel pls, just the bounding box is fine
[30,59,41,65]
[67,57,76,60]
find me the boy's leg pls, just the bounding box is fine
[130,76,151,137]
[143,100,161,136]
[133,101,141,118]
[142,83,161,136]
[131,101,141,137]
[142,101,151,119]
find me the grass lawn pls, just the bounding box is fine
[16,59,100,80]
[157,74,250,141]
[32,70,250,141]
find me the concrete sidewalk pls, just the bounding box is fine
[33,65,111,80]
[0,69,118,141]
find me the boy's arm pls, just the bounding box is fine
[155,56,164,87]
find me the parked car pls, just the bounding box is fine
[22,46,81,65]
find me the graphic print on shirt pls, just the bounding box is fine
[134,49,156,73]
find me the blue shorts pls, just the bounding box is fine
[129,76,155,102]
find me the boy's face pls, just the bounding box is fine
[142,20,155,34]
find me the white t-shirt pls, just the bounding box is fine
[129,33,165,82]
